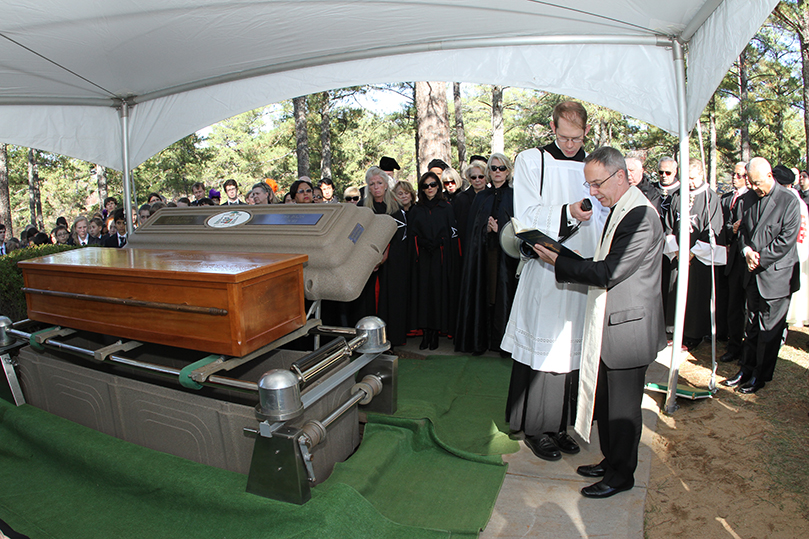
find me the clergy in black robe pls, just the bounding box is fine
[348,167,410,346]
[455,153,518,354]
[409,171,461,349]
[663,159,725,347]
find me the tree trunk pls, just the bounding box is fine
[709,97,717,190]
[28,148,43,230]
[319,92,332,181]
[293,96,310,178]
[96,164,108,206]
[739,48,751,162]
[415,81,451,173]
[801,1,809,169]
[0,144,11,236]
[453,82,467,170]
[491,85,504,155]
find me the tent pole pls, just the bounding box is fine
[119,101,134,236]
[665,39,691,414]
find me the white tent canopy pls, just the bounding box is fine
[0,0,777,171]
[0,0,780,412]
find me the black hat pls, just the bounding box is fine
[379,156,400,171]
[427,158,449,171]
[469,154,488,163]
[772,165,795,186]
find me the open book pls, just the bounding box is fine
[511,217,584,260]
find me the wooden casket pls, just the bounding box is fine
[19,248,307,357]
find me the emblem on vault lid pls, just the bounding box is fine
[206,210,252,228]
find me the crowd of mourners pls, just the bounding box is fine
[1,99,807,500]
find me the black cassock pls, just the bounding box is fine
[409,198,461,334]
[348,202,410,346]
[664,185,725,340]
[454,185,519,354]
[450,187,476,253]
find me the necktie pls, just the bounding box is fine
[119,235,126,247]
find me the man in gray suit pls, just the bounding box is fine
[722,157,800,394]
[534,146,666,499]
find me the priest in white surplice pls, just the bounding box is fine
[501,101,609,461]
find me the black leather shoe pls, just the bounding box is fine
[429,330,439,350]
[550,431,580,454]
[581,481,633,499]
[720,351,740,363]
[524,435,561,461]
[737,378,765,394]
[683,338,701,351]
[419,331,429,350]
[576,463,606,478]
[721,370,751,388]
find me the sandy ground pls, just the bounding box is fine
[645,326,809,539]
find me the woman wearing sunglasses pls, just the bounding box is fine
[409,171,461,350]
[290,179,314,203]
[455,153,519,356]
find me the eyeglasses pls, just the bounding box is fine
[469,175,486,180]
[658,170,674,176]
[313,195,323,200]
[423,182,439,189]
[345,196,360,202]
[298,188,313,194]
[443,180,456,186]
[733,172,747,178]
[556,135,584,144]
[490,165,508,172]
[584,169,619,190]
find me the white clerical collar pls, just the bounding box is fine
[736,186,748,195]
[690,182,709,196]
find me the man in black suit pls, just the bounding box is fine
[718,161,749,361]
[534,146,666,499]
[723,157,800,394]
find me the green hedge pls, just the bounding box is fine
[0,244,82,322]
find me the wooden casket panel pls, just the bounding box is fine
[19,249,307,356]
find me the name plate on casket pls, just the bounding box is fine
[19,248,307,357]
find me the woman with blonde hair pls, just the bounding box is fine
[350,167,410,346]
[69,215,100,246]
[393,180,417,213]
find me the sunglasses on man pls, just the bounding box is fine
[345,196,360,202]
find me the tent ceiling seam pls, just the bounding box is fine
[0,32,117,99]
[524,0,664,36]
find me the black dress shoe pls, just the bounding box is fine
[720,351,740,363]
[581,481,633,499]
[576,463,606,478]
[523,434,561,461]
[550,431,580,454]
[683,338,701,351]
[721,370,751,388]
[429,330,439,350]
[419,331,429,350]
[737,378,765,394]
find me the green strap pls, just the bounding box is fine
[28,327,59,352]
[179,355,220,390]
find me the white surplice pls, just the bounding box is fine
[501,147,609,373]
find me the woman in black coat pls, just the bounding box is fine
[409,171,461,350]
[454,152,519,355]
[348,166,410,346]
